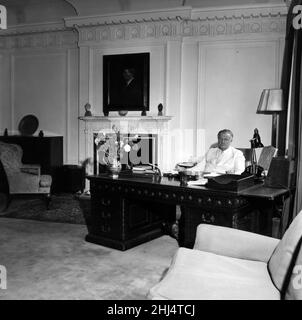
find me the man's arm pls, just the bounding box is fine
[175,154,206,172]
[189,152,210,173]
[190,160,205,172]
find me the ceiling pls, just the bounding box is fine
[1,0,286,26]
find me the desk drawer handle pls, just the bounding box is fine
[101,211,111,219]
[201,212,215,223]
[101,225,111,233]
[100,198,111,206]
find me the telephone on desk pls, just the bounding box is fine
[244,164,264,177]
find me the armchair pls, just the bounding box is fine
[0,142,52,210]
[148,211,302,300]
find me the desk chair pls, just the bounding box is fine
[148,211,302,300]
[257,146,278,171]
[237,148,253,167]
[237,146,277,170]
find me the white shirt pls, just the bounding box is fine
[193,146,245,175]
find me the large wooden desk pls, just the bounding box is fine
[86,173,289,250]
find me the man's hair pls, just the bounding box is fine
[217,129,233,138]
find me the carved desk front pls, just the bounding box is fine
[86,174,289,250]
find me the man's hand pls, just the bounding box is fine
[175,164,186,172]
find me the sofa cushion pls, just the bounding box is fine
[268,211,302,291]
[148,247,280,300]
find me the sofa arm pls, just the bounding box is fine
[193,224,280,263]
[20,164,40,175]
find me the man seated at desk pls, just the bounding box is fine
[177,129,246,175]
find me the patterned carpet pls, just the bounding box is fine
[0,193,85,224]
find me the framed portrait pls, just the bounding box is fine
[103,53,150,112]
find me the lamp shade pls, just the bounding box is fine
[257,89,284,114]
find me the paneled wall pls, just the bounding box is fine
[0,4,287,169]
[196,39,282,154]
[69,4,286,167]
[0,27,79,164]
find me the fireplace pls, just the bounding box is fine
[93,133,158,174]
[79,115,172,180]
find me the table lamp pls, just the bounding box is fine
[257,89,285,147]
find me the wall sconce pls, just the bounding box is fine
[257,89,285,147]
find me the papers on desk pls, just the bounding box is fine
[203,172,222,178]
[164,170,179,175]
[132,165,153,173]
[187,178,208,186]
[132,167,147,172]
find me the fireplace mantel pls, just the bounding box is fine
[79,115,172,122]
[79,114,172,176]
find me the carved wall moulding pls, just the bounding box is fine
[70,4,287,44]
[0,21,68,36]
[0,30,77,50]
[77,14,285,44]
[0,4,287,49]
[64,7,192,28]
[191,4,287,21]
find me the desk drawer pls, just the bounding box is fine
[122,199,164,240]
[90,194,122,239]
[181,206,253,248]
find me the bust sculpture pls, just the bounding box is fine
[158,103,163,116]
[84,103,92,117]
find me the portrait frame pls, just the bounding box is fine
[103,53,150,113]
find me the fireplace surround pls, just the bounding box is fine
[79,115,172,179]
[93,132,158,174]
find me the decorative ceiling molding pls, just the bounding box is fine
[64,3,287,28]
[191,3,288,21]
[73,4,287,44]
[0,30,77,50]
[0,4,287,49]
[64,7,192,27]
[0,21,69,36]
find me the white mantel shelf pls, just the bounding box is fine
[79,115,172,121]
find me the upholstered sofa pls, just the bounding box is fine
[148,211,302,300]
[0,142,52,209]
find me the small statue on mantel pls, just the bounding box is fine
[158,103,163,116]
[4,128,8,137]
[250,128,264,148]
[84,103,92,117]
